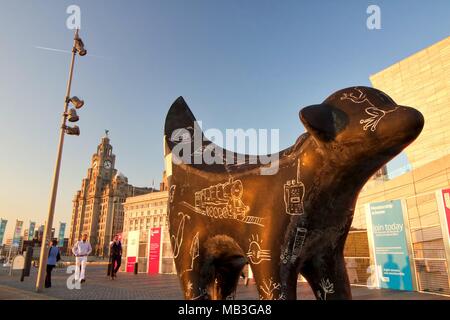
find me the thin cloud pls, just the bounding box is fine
[34,45,110,60]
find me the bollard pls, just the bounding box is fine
[107,262,112,276]
[23,246,33,277]
[20,246,33,281]
[134,262,138,274]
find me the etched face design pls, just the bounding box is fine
[230,179,243,198]
[246,235,270,264]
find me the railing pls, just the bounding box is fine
[344,257,371,285]
[413,258,450,296]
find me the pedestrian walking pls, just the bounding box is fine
[72,233,92,283]
[109,234,122,280]
[45,239,61,288]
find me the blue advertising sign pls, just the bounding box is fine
[12,220,24,246]
[28,221,36,241]
[58,222,66,247]
[0,219,7,245]
[367,200,413,291]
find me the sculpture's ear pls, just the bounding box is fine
[164,96,203,151]
[164,96,197,139]
[299,104,348,142]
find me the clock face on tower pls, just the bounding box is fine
[104,160,112,169]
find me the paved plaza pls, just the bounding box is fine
[0,265,448,300]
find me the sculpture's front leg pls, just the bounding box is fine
[251,263,286,300]
[300,252,352,300]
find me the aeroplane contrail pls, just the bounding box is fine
[34,46,109,59]
[35,46,71,54]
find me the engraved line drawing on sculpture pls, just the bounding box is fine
[169,185,176,203]
[359,106,397,131]
[186,280,193,299]
[290,227,307,263]
[280,226,307,264]
[317,278,335,300]
[283,158,305,215]
[278,293,287,300]
[191,288,209,300]
[180,178,265,227]
[171,212,190,259]
[259,278,281,300]
[190,232,200,269]
[340,87,397,131]
[246,234,271,265]
[168,185,176,216]
[340,87,375,107]
[179,231,200,278]
[280,247,290,264]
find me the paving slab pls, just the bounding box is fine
[0,265,448,300]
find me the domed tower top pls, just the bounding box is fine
[115,171,127,181]
[101,129,110,144]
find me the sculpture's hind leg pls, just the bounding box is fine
[194,235,247,300]
[300,251,352,300]
[210,255,247,299]
[179,259,245,300]
[279,263,299,300]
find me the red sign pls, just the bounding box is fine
[441,188,450,237]
[148,227,161,274]
[126,256,136,273]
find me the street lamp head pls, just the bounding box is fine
[65,125,80,136]
[68,96,84,109]
[78,48,87,56]
[74,37,87,56]
[67,108,79,122]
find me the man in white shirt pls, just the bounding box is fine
[72,233,92,283]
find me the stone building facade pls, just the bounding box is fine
[122,190,176,274]
[370,36,450,170]
[68,134,153,256]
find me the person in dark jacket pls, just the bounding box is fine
[109,235,122,280]
[45,239,61,288]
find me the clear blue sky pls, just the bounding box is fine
[1,0,449,240]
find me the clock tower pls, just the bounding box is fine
[68,132,153,256]
[91,133,115,180]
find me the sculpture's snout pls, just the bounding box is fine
[399,106,424,141]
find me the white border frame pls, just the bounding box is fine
[435,189,450,289]
[401,199,419,291]
[364,203,380,289]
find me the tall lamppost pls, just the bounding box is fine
[36,29,87,292]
